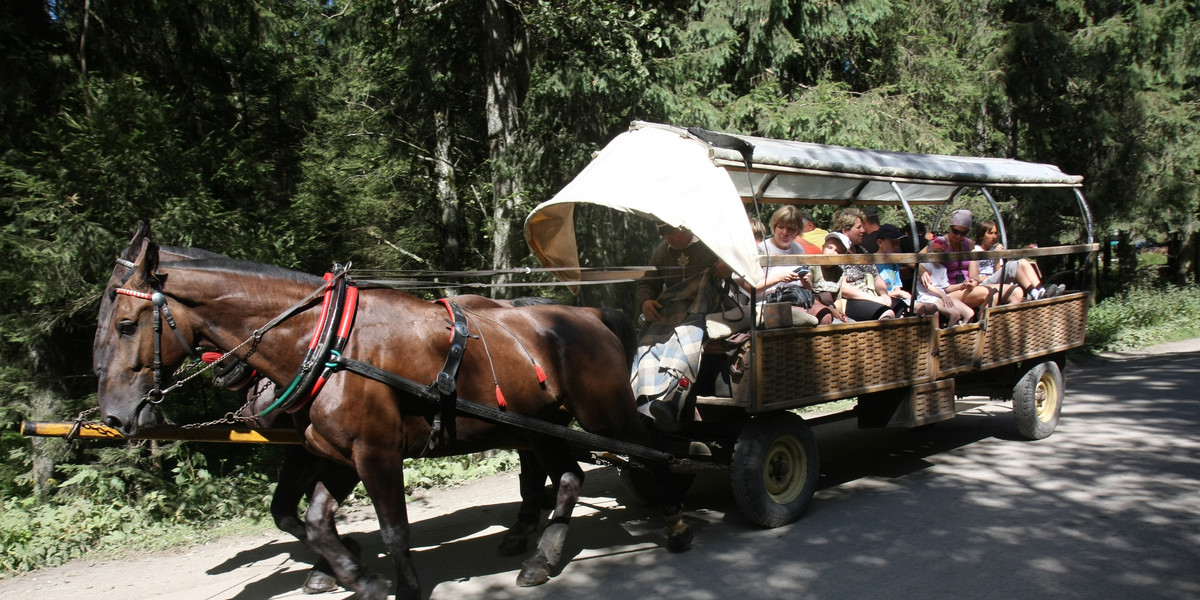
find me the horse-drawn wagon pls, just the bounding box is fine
[30,121,1095,598]
[525,121,1095,527]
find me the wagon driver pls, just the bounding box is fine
[632,222,733,430]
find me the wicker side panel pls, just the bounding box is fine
[753,319,935,411]
[937,325,982,377]
[981,293,1089,368]
[887,380,956,428]
[910,380,956,426]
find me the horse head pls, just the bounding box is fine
[93,238,199,435]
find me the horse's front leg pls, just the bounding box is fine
[498,449,553,557]
[270,446,313,542]
[299,461,366,595]
[358,451,421,600]
[516,443,583,587]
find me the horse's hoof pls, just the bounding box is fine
[303,569,339,594]
[498,520,538,557]
[497,531,530,556]
[516,550,551,587]
[667,526,693,553]
[349,573,390,600]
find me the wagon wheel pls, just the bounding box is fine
[1013,361,1064,440]
[730,412,819,528]
[617,466,695,506]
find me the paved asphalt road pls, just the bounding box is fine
[3,340,1198,600]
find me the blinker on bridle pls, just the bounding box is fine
[114,284,198,412]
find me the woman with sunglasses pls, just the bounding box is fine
[921,209,997,312]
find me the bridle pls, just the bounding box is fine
[110,258,338,421]
[112,284,200,414]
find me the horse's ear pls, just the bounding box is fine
[122,221,152,263]
[137,240,162,285]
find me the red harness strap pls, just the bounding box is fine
[291,282,359,413]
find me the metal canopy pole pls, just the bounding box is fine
[980,187,1009,249]
[1074,188,1095,244]
[890,182,921,304]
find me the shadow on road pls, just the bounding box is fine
[203,347,1200,600]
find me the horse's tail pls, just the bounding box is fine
[597,307,637,369]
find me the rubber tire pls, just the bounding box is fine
[1013,361,1064,440]
[617,466,695,506]
[730,412,820,528]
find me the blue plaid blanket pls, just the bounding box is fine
[630,272,721,403]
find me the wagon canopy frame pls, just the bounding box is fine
[525,120,1092,289]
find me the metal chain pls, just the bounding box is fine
[66,406,101,441]
[156,333,261,399]
[181,382,267,429]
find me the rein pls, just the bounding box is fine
[113,262,339,416]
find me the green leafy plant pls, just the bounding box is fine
[1085,282,1200,353]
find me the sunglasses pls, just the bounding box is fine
[948,226,969,236]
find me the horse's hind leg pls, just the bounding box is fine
[516,441,583,587]
[498,449,552,557]
[645,458,693,552]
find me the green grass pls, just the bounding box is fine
[0,449,520,578]
[1084,282,1200,353]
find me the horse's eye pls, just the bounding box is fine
[116,321,138,336]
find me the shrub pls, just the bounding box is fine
[1085,282,1200,352]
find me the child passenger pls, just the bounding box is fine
[914,237,975,326]
[874,224,912,316]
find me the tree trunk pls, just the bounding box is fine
[1178,222,1199,285]
[29,387,70,497]
[483,0,528,300]
[435,110,461,275]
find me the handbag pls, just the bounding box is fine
[765,283,814,309]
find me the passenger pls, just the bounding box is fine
[749,217,767,243]
[839,234,897,322]
[805,232,854,324]
[831,207,868,254]
[632,222,732,430]
[754,207,805,294]
[974,220,1062,301]
[914,237,975,326]
[799,209,829,249]
[875,224,912,316]
[859,206,881,253]
[935,209,997,310]
[816,230,892,324]
[750,207,833,325]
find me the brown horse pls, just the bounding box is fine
[93,237,690,599]
[102,225,567,595]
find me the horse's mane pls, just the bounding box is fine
[160,256,325,285]
[158,245,227,260]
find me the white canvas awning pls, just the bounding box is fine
[524,121,1085,289]
[525,124,765,286]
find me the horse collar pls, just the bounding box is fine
[261,268,358,416]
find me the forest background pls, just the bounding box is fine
[1,0,1197,574]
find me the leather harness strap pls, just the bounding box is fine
[429,299,470,449]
